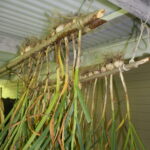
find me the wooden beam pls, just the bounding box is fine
[81,57,150,82]
[46,56,150,88]
[0,9,106,77]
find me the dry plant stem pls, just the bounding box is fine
[72,34,77,74]
[26,54,45,134]
[54,43,59,64]
[27,57,34,79]
[26,54,42,99]
[49,48,63,149]
[44,51,50,94]
[71,30,82,150]
[23,68,60,150]
[55,99,73,150]
[51,37,69,122]
[34,53,45,85]
[57,41,65,77]
[46,46,51,77]
[45,47,51,101]
[50,36,70,149]
[119,70,131,120]
[10,71,27,87]
[27,95,44,136]
[110,74,114,117]
[50,67,62,146]
[77,30,82,69]
[9,89,28,128]
[110,74,117,149]
[60,37,69,97]
[102,76,108,118]
[91,77,108,134]
[10,113,52,128]
[91,78,97,118]
[91,78,97,144]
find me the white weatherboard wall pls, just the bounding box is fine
[115,62,150,149]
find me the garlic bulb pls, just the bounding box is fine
[93,70,99,75]
[25,46,31,52]
[106,63,114,70]
[113,60,124,68]
[101,66,106,72]
[88,72,93,77]
[56,24,64,33]
[119,60,124,67]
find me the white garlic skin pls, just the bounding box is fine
[88,72,93,77]
[119,60,124,66]
[113,60,124,68]
[56,24,64,33]
[106,63,114,70]
[101,66,106,72]
[20,46,31,55]
[25,46,31,52]
[93,71,99,75]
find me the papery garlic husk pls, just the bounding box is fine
[93,70,100,75]
[56,24,64,33]
[25,46,31,52]
[113,60,124,68]
[119,60,124,66]
[88,72,93,77]
[106,63,114,70]
[101,66,106,72]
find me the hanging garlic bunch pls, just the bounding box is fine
[80,52,124,80]
[80,69,101,79]
[101,65,107,72]
[104,51,124,70]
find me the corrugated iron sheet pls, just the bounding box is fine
[0,0,139,66]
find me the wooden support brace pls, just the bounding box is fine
[81,57,150,82]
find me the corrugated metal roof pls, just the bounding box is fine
[0,0,118,38]
[0,0,140,67]
[82,14,139,49]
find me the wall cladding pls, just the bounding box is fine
[115,62,150,149]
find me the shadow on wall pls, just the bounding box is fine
[2,98,16,117]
